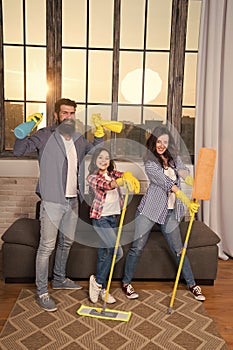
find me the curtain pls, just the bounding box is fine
[195,0,233,259]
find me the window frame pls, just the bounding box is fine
[0,0,190,157]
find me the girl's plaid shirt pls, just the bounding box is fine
[87,170,124,219]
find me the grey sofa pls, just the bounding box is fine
[2,195,220,285]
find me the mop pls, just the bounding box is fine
[168,148,216,314]
[77,188,131,322]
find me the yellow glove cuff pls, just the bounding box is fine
[175,190,190,208]
[185,175,194,187]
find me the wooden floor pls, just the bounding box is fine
[0,258,233,349]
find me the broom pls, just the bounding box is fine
[77,188,131,322]
[168,148,216,314]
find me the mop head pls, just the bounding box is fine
[192,148,216,200]
[77,305,131,322]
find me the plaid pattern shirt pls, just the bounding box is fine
[138,156,189,224]
[87,170,124,219]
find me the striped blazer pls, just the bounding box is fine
[138,156,190,224]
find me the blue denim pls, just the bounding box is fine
[92,215,123,288]
[122,209,195,286]
[36,198,78,296]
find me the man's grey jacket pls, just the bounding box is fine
[14,125,102,204]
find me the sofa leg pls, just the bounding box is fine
[4,277,35,283]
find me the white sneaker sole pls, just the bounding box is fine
[194,295,206,301]
[100,294,116,304]
[52,285,83,290]
[126,294,139,300]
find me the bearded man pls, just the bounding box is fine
[14,98,104,311]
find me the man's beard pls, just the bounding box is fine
[58,119,76,137]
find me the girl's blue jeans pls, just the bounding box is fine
[92,215,123,288]
[122,209,195,287]
[36,198,78,296]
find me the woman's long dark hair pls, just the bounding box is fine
[88,147,115,175]
[144,126,178,168]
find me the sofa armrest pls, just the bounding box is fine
[2,218,40,248]
[180,221,220,248]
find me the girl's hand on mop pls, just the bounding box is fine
[116,173,140,194]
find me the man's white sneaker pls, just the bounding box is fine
[89,275,102,303]
[100,289,116,304]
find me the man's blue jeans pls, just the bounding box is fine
[92,215,123,288]
[36,198,78,296]
[122,210,195,287]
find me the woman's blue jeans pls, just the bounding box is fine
[36,198,78,296]
[122,210,195,287]
[92,215,123,288]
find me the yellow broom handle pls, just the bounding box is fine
[168,200,197,314]
[105,190,129,302]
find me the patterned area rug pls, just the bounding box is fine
[0,288,228,350]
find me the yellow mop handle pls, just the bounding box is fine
[103,190,129,309]
[167,208,196,314]
[167,148,216,314]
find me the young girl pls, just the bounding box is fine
[121,126,205,301]
[87,147,139,304]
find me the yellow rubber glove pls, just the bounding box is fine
[184,175,194,187]
[94,125,105,138]
[122,172,140,194]
[116,175,140,194]
[189,200,200,214]
[101,120,123,133]
[175,190,199,214]
[116,177,133,192]
[91,113,105,138]
[26,113,43,131]
[116,177,124,186]
[178,169,194,187]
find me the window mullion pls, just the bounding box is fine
[167,0,188,135]
[141,0,148,124]
[111,0,121,122]
[46,0,62,125]
[0,0,4,153]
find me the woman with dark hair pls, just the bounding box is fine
[121,126,206,301]
[87,147,139,304]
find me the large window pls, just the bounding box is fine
[1,0,47,151]
[0,0,201,160]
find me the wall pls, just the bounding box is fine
[0,160,39,247]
